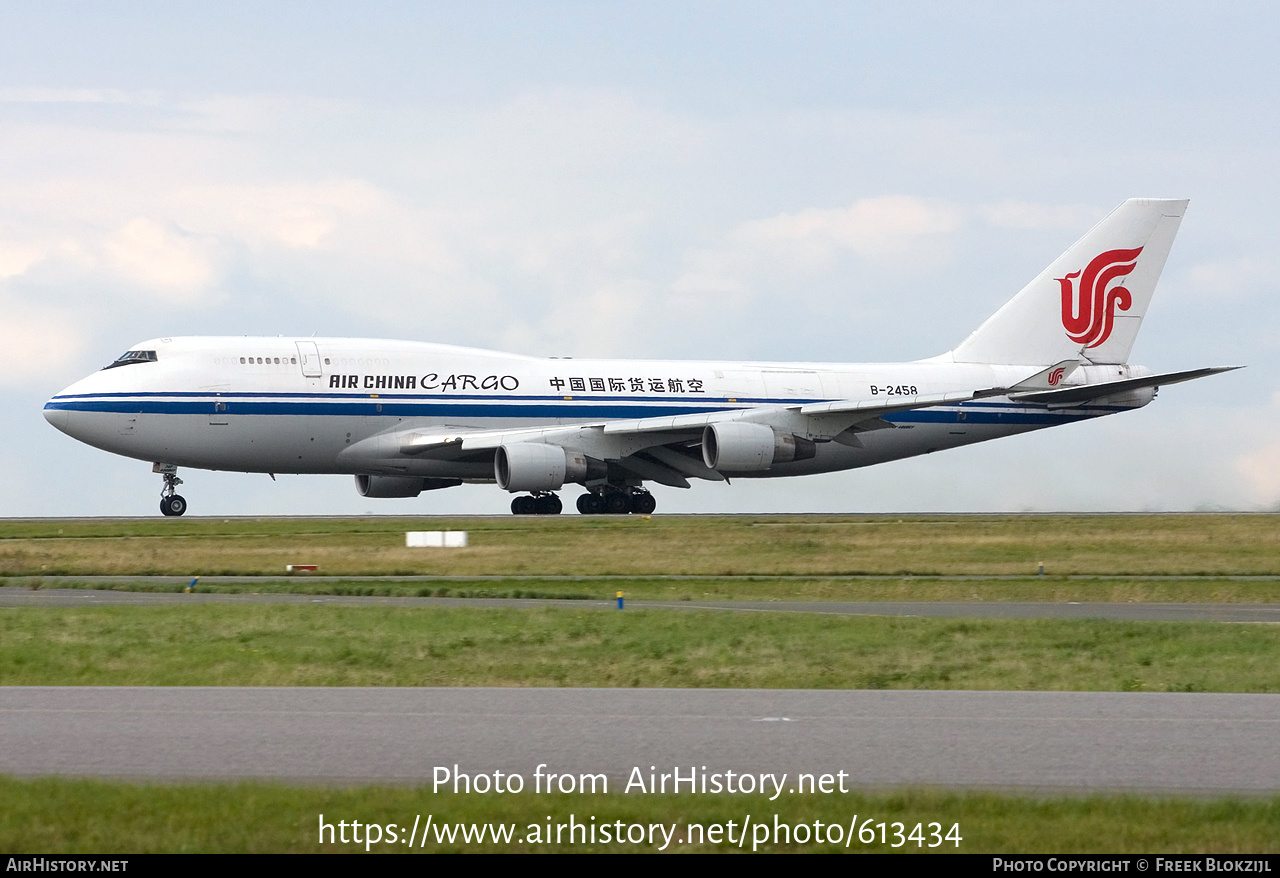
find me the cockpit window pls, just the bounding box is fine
[102,350,158,370]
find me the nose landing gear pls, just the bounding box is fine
[158,470,187,517]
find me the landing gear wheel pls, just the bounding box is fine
[631,491,656,515]
[576,493,602,515]
[534,494,562,515]
[512,495,537,515]
[604,492,630,515]
[158,469,186,517]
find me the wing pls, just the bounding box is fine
[349,385,1015,487]
[346,365,1239,486]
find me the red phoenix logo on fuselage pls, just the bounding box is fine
[1058,247,1143,348]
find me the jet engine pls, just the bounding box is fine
[354,475,462,497]
[701,423,817,472]
[494,444,604,492]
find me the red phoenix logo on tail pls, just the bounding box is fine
[1058,247,1143,348]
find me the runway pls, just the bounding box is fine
[2,586,1278,622]
[2,687,1277,793]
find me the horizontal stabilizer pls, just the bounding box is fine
[1010,366,1241,405]
[1008,360,1082,392]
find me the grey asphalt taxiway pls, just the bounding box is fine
[2,687,1277,793]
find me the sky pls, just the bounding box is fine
[1,2,1277,517]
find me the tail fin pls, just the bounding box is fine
[948,198,1188,365]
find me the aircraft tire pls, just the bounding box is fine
[535,494,562,515]
[512,495,537,515]
[631,492,656,515]
[576,493,601,515]
[166,495,187,517]
[604,492,630,515]
[159,497,173,516]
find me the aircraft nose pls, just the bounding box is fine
[44,400,70,432]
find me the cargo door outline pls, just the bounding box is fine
[296,341,323,378]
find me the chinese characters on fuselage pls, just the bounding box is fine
[549,377,705,394]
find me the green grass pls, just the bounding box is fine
[3,777,1277,853]
[1,605,1277,691]
[3,514,1280,578]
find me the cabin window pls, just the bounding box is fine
[102,350,157,370]
[240,357,246,364]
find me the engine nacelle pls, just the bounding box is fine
[354,475,462,497]
[494,444,604,492]
[701,423,817,471]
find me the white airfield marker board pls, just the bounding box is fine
[406,531,468,548]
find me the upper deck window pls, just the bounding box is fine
[102,350,158,370]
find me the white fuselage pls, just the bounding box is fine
[44,336,1148,482]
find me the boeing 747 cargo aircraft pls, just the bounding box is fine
[44,198,1236,516]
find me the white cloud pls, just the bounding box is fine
[0,87,147,105]
[173,179,389,250]
[977,201,1102,231]
[0,294,87,388]
[463,89,710,179]
[0,242,45,279]
[666,195,966,345]
[1185,257,1273,299]
[103,218,217,298]
[736,195,963,267]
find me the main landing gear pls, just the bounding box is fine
[575,488,655,516]
[511,492,563,515]
[159,470,187,517]
[508,487,655,516]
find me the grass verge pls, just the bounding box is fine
[3,777,1277,853]
[1,605,1277,690]
[3,514,1280,577]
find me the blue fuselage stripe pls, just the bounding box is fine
[44,394,1119,426]
[45,398,727,419]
